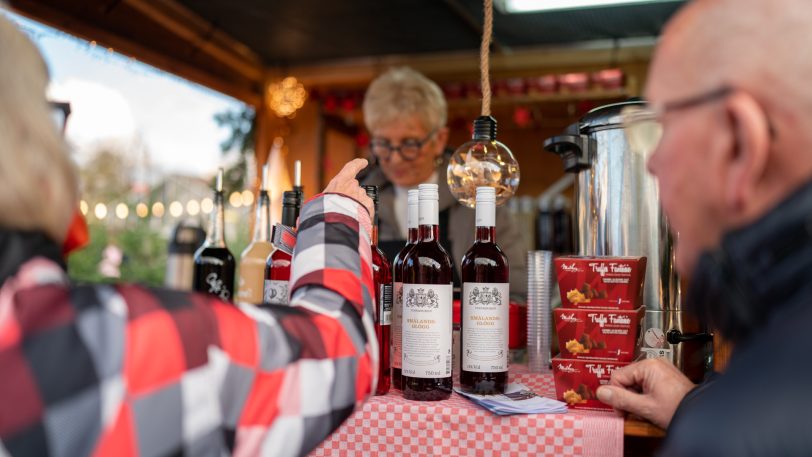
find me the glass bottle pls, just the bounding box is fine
[193,168,235,301]
[391,188,419,390]
[237,165,274,304]
[263,190,299,304]
[364,185,392,396]
[401,184,454,401]
[460,186,509,394]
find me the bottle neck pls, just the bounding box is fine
[207,192,227,247]
[407,227,419,244]
[281,204,298,228]
[419,224,440,242]
[372,210,380,245]
[475,226,495,243]
[252,191,271,242]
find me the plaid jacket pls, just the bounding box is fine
[0,193,378,457]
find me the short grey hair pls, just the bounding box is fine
[0,13,78,242]
[362,67,447,133]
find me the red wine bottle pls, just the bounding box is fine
[402,184,453,401]
[460,186,509,394]
[392,189,419,390]
[263,190,299,304]
[193,168,235,301]
[364,186,392,396]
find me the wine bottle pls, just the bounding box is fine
[401,184,453,401]
[237,165,274,304]
[460,186,509,394]
[193,168,236,301]
[391,188,419,390]
[364,185,392,396]
[263,190,299,305]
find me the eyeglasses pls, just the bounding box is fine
[369,129,437,162]
[622,86,734,156]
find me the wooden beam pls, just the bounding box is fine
[9,0,262,106]
[287,38,655,87]
[121,0,264,82]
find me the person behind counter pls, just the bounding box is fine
[0,15,377,456]
[360,67,527,298]
[595,0,812,455]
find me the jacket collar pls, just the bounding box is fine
[0,229,65,287]
[688,179,812,343]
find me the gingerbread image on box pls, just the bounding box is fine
[555,256,647,310]
[554,307,644,362]
[552,357,633,411]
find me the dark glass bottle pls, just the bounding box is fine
[391,189,419,390]
[263,190,300,305]
[193,168,235,301]
[402,184,453,401]
[460,187,509,394]
[364,186,392,396]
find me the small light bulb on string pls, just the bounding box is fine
[446,0,520,208]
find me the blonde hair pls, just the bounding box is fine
[362,67,447,133]
[0,14,78,242]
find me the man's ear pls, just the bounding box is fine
[723,91,771,213]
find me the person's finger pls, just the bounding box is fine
[596,386,658,423]
[607,361,647,389]
[334,158,369,181]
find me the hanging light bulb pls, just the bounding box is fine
[447,115,520,208]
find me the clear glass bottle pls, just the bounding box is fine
[237,165,274,304]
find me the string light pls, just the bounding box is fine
[169,201,184,217]
[80,200,88,216]
[115,203,129,220]
[229,192,243,208]
[241,190,254,207]
[186,200,201,216]
[94,203,107,219]
[136,203,149,218]
[201,198,214,214]
[267,76,308,118]
[152,202,165,217]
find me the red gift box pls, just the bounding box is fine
[552,357,633,410]
[555,256,647,310]
[554,307,644,362]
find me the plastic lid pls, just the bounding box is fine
[418,183,439,201]
[579,100,646,133]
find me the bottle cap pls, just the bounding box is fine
[216,168,224,192]
[476,186,496,203]
[407,189,419,205]
[282,190,298,206]
[418,183,439,201]
[363,185,379,203]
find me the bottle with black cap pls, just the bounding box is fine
[263,190,300,305]
[364,185,392,395]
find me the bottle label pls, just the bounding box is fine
[392,282,403,369]
[264,279,289,305]
[462,282,509,373]
[379,283,393,325]
[206,272,232,301]
[402,283,453,378]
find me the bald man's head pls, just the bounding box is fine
[648,0,812,120]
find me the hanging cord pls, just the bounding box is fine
[480,0,493,116]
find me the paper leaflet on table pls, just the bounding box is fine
[454,383,568,416]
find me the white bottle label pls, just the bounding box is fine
[263,279,289,305]
[392,281,403,369]
[402,283,453,378]
[379,283,393,325]
[462,282,509,373]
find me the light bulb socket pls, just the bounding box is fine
[472,115,497,141]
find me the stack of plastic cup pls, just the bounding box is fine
[527,250,553,373]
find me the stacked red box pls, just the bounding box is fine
[552,256,647,410]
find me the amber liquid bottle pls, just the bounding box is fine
[391,189,419,390]
[460,187,509,394]
[193,168,236,301]
[263,191,299,304]
[402,184,453,401]
[364,186,392,395]
[237,165,274,304]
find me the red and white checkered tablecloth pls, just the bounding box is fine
[310,367,623,457]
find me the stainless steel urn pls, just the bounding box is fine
[544,101,710,375]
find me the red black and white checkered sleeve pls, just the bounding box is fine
[0,194,376,457]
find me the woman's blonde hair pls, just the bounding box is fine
[362,67,447,133]
[0,14,78,243]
